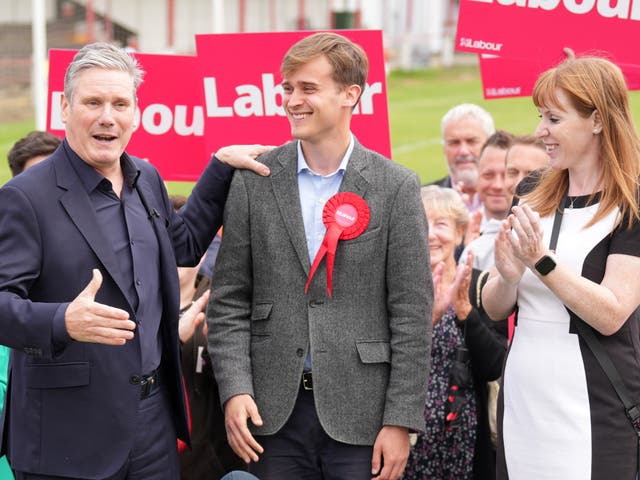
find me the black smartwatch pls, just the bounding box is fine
[534,254,557,276]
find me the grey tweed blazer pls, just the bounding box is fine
[207,139,433,445]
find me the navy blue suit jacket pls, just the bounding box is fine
[0,142,232,478]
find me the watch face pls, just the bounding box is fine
[535,255,556,276]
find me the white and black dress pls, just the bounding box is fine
[497,192,640,480]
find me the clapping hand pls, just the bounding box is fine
[464,210,483,247]
[494,216,526,285]
[432,253,473,325]
[506,205,545,270]
[178,289,211,344]
[452,252,474,321]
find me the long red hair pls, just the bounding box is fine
[523,57,640,229]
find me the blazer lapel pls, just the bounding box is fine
[339,140,370,198]
[270,140,373,274]
[134,179,175,274]
[55,156,133,309]
[135,178,179,323]
[271,143,311,274]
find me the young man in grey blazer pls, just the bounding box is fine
[207,32,433,480]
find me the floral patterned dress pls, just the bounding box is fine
[403,307,477,480]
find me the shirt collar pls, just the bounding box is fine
[296,133,354,176]
[481,217,503,234]
[64,139,140,193]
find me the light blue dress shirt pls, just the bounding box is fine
[297,135,354,263]
[296,134,354,370]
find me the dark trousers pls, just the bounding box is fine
[249,386,373,480]
[14,381,179,480]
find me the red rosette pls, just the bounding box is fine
[305,192,370,297]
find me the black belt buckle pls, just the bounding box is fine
[302,371,313,391]
[140,375,155,398]
[131,370,158,399]
[626,405,640,434]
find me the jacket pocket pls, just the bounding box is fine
[344,226,381,245]
[356,341,391,364]
[25,362,90,389]
[251,302,273,321]
[251,302,273,340]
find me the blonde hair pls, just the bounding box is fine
[421,185,469,233]
[526,56,640,229]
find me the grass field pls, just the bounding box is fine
[387,66,542,183]
[3,64,640,194]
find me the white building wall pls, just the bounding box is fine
[1,0,454,67]
[0,0,57,22]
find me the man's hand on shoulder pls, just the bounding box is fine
[371,425,410,480]
[215,144,275,177]
[224,393,264,463]
[65,269,136,345]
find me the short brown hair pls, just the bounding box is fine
[281,32,368,105]
[479,130,515,157]
[8,131,61,177]
[169,194,188,212]
[508,134,546,154]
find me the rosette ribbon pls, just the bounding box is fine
[305,192,370,297]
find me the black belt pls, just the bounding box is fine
[302,371,313,391]
[130,369,160,399]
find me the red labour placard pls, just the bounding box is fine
[47,30,390,181]
[478,54,640,99]
[194,30,390,164]
[456,0,640,98]
[456,0,640,65]
[48,50,207,181]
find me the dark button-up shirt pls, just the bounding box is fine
[65,140,162,373]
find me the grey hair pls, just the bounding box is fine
[440,103,495,139]
[420,185,469,230]
[64,42,144,102]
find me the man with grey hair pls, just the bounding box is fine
[432,103,495,213]
[0,42,269,479]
